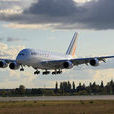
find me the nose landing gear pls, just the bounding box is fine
[20,65,24,71]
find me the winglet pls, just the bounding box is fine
[66,32,78,57]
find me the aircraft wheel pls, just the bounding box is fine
[52,72,55,75]
[43,72,47,75]
[46,71,50,74]
[34,72,37,75]
[42,72,45,75]
[57,71,60,74]
[20,68,24,71]
[54,72,57,75]
[43,71,50,75]
[34,71,40,75]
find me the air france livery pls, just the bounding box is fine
[0,33,114,75]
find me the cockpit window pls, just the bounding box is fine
[19,53,25,56]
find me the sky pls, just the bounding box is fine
[0,0,114,88]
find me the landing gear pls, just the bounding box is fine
[34,70,40,75]
[33,69,62,75]
[42,71,50,75]
[20,65,24,71]
[57,70,62,74]
[52,72,57,75]
[52,70,62,75]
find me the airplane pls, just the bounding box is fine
[0,32,114,75]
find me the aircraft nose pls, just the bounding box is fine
[16,55,24,64]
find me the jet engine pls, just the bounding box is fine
[90,58,99,66]
[9,62,20,70]
[0,60,8,68]
[63,61,73,69]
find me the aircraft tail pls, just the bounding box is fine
[66,32,78,57]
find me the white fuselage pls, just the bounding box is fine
[16,48,72,70]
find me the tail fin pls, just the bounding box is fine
[66,32,78,57]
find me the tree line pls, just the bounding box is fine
[56,80,114,95]
[0,80,114,96]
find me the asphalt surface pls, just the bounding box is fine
[0,96,114,101]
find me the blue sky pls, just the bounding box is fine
[0,0,114,88]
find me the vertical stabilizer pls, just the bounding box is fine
[66,32,78,57]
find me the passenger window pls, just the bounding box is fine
[31,52,37,55]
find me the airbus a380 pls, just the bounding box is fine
[0,32,114,75]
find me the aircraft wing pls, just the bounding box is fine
[41,56,114,69]
[0,59,16,63]
[71,56,114,65]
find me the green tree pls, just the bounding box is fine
[77,83,82,92]
[19,85,26,95]
[60,82,64,94]
[63,82,68,93]
[72,81,75,91]
[67,81,71,93]
[55,82,58,94]
[100,81,104,88]
[55,82,58,90]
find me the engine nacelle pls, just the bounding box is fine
[9,62,20,70]
[90,58,99,66]
[63,61,73,69]
[0,60,8,68]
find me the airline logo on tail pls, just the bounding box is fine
[66,32,78,57]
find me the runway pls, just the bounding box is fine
[0,95,114,101]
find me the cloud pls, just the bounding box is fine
[0,0,114,30]
[0,0,20,1]
[92,69,114,84]
[3,23,55,29]
[0,7,22,15]
[7,37,25,42]
[25,0,78,17]
[0,0,22,10]
[0,36,25,42]
[74,0,92,3]
[0,0,35,15]
[0,42,25,59]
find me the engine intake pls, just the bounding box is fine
[90,58,99,66]
[9,62,20,70]
[0,60,8,68]
[63,61,73,69]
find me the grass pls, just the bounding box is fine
[0,100,113,114]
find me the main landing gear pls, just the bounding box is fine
[33,69,62,75]
[42,70,50,75]
[52,70,62,75]
[34,70,40,75]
